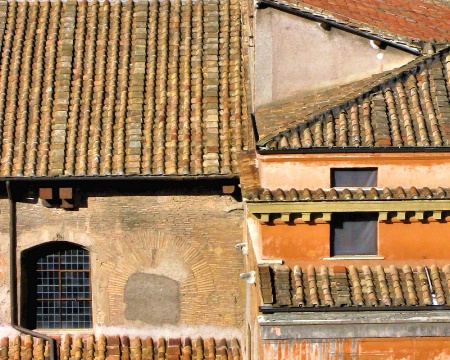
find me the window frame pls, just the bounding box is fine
[330,212,379,257]
[21,241,93,329]
[329,168,379,257]
[331,167,378,188]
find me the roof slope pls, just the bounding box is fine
[258,0,450,49]
[0,0,249,178]
[259,263,450,308]
[256,48,450,150]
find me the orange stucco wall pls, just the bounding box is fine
[379,219,450,262]
[260,222,330,263]
[261,337,450,359]
[258,153,450,190]
[256,218,450,268]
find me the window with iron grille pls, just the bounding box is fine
[21,242,92,329]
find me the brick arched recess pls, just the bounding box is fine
[103,229,215,325]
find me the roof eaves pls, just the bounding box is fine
[0,174,240,182]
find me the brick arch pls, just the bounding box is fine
[105,229,215,325]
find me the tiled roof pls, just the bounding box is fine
[258,0,450,49]
[256,48,450,151]
[0,0,249,178]
[258,263,450,308]
[1,334,242,360]
[248,186,450,202]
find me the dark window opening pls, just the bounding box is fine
[331,168,377,187]
[21,242,92,329]
[331,213,378,256]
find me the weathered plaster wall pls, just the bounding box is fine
[259,221,330,263]
[0,193,244,334]
[261,337,450,359]
[255,8,416,107]
[258,153,450,190]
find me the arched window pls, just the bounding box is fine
[21,242,92,329]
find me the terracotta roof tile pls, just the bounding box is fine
[247,186,450,202]
[258,0,450,48]
[0,335,242,360]
[256,47,450,150]
[0,0,249,178]
[258,263,450,309]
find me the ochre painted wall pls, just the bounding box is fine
[259,222,330,264]
[261,337,450,359]
[379,219,450,261]
[258,153,450,190]
[255,218,450,268]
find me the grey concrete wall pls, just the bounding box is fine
[255,8,416,107]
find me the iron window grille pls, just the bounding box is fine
[22,242,92,329]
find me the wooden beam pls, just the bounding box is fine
[415,211,424,220]
[379,212,388,221]
[222,185,235,194]
[59,187,73,199]
[320,22,332,31]
[39,188,53,200]
[301,213,311,222]
[322,213,331,222]
[433,211,442,220]
[396,211,406,221]
[373,39,387,49]
[260,213,270,222]
[281,213,290,222]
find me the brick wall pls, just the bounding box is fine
[0,190,244,331]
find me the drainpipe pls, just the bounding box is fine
[6,181,56,360]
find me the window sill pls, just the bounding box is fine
[323,255,385,260]
[257,259,283,265]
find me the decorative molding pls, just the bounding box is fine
[248,200,450,223]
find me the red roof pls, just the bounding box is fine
[260,0,450,47]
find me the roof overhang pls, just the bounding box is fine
[259,311,450,340]
[248,200,450,222]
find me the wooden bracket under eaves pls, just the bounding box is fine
[248,200,450,223]
[39,187,80,210]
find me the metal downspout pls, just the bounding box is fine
[6,181,56,360]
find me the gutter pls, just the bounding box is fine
[257,146,450,155]
[260,305,450,314]
[0,174,240,182]
[6,181,56,360]
[256,0,423,56]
